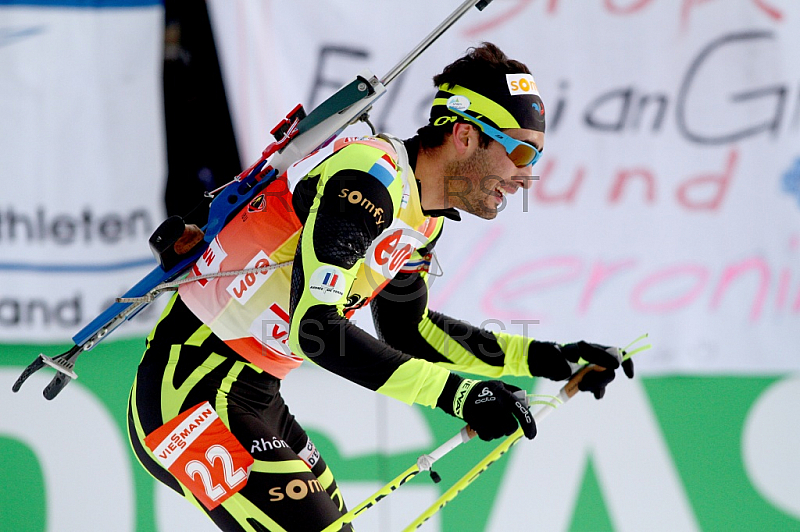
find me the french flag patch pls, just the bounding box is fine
[368,154,397,187]
[322,271,339,287]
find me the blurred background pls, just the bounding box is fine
[2,0,799,530]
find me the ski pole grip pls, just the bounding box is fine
[563,365,605,399]
[462,425,478,440]
[476,0,495,10]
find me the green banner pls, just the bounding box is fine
[2,339,799,531]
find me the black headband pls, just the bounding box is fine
[429,74,545,132]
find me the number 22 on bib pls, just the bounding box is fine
[144,402,254,509]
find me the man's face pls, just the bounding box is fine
[444,127,544,220]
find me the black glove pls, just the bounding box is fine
[438,376,536,441]
[528,341,634,400]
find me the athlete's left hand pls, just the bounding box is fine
[528,341,634,399]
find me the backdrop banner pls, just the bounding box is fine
[2,1,799,531]
[2,345,799,531]
[0,0,166,342]
[208,0,800,374]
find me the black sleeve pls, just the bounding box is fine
[288,164,454,406]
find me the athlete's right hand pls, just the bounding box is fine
[454,379,537,441]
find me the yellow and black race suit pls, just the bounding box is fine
[128,135,550,532]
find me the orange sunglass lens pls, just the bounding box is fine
[509,144,536,167]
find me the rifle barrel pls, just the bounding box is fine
[381,0,487,86]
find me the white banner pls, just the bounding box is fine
[209,0,800,373]
[0,2,166,342]
[1,4,797,531]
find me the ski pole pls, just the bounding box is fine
[319,423,481,532]
[320,391,560,532]
[403,337,652,531]
[321,336,650,531]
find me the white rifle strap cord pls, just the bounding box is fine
[123,137,437,305]
[116,261,294,304]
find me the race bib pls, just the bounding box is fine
[144,402,253,510]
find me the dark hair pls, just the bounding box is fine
[417,42,532,150]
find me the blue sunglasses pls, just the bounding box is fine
[447,103,541,168]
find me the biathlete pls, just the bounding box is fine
[128,42,633,531]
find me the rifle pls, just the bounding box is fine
[12,0,496,400]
